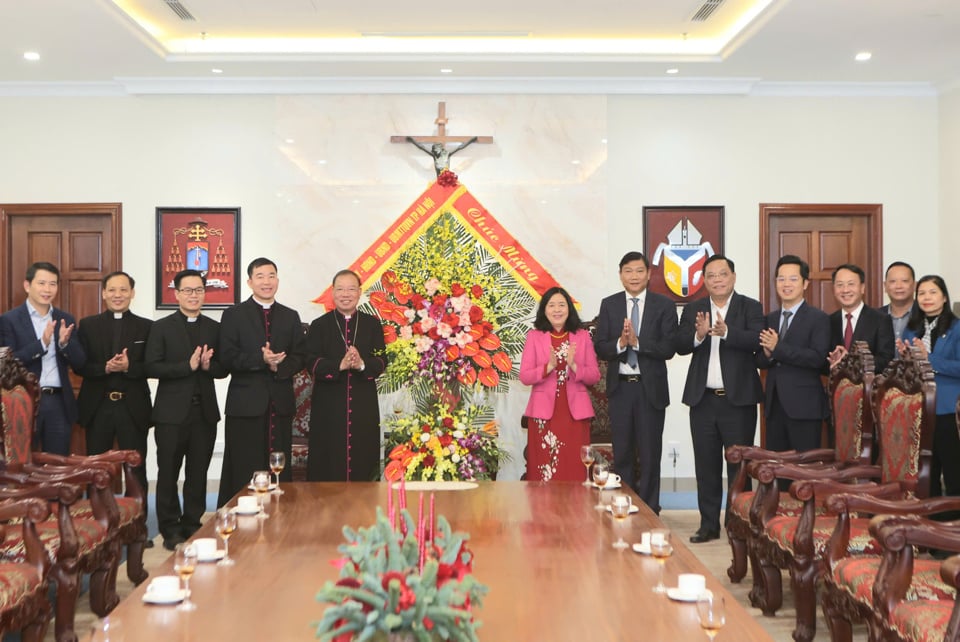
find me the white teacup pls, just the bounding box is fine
[193,537,218,559]
[604,473,621,487]
[639,531,651,547]
[147,576,180,599]
[237,495,259,513]
[677,573,706,597]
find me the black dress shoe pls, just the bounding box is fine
[689,529,721,544]
[144,539,155,549]
[163,535,186,551]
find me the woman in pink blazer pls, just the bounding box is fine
[520,287,601,481]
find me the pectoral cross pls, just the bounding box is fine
[392,102,493,176]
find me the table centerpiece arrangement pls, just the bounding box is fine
[316,485,487,642]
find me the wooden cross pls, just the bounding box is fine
[392,102,493,176]
[390,102,493,145]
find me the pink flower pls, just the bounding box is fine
[415,336,434,352]
[399,325,414,340]
[424,277,441,296]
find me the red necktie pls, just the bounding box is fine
[843,313,853,350]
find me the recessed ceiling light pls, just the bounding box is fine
[284,138,295,144]
[211,68,223,74]
[666,68,679,74]
[316,159,328,165]
[855,51,872,62]
[440,68,453,74]
[600,138,608,144]
[571,160,581,165]
[23,51,40,62]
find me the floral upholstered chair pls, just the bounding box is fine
[853,515,960,642]
[0,347,132,642]
[749,347,935,642]
[0,496,53,641]
[723,341,876,588]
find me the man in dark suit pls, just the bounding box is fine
[77,271,153,527]
[217,258,306,506]
[676,255,764,543]
[880,261,917,342]
[757,255,831,464]
[145,270,227,550]
[595,251,677,513]
[0,261,85,455]
[826,263,895,373]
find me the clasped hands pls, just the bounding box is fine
[339,345,364,372]
[42,320,74,350]
[694,311,727,342]
[190,344,215,371]
[546,341,577,374]
[896,337,928,359]
[262,341,287,372]
[758,327,780,357]
[105,348,130,373]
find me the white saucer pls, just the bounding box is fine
[667,587,711,602]
[593,481,622,490]
[197,549,226,563]
[632,542,651,555]
[231,506,260,516]
[247,483,277,491]
[142,589,187,605]
[605,504,639,515]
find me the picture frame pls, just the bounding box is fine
[642,206,724,304]
[155,207,241,309]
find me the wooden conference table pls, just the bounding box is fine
[90,482,772,641]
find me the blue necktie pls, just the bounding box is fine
[779,310,793,337]
[627,297,640,368]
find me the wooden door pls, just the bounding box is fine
[760,203,883,314]
[1,202,122,454]
[758,203,883,447]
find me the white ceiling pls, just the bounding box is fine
[1,0,958,95]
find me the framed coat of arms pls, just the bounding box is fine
[643,206,724,304]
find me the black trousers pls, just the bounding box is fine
[608,380,665,514]
[85,400,149,496]
[154,405,216,540]
[765,390,822,490]
[36,394,72,456]
[930,412,960,521]
[690,393,757,532]
[217,411,293,508]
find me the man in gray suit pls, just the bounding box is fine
[676,255,763,542]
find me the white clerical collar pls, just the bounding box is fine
[113,312,124,320]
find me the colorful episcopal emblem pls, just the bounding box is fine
[651,218,715,298]
[157,211,238,309]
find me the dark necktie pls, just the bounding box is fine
[779,310,793,338]
[843,313,853,350]
[627,297,639,368]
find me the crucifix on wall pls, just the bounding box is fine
[391,102,493,177]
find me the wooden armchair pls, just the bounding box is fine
[0,347,136,642]
[749,349,935,642]
[0,496,54,641]
[863,515,960,642]
[724,341,876,584]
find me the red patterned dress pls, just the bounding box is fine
[526,332,592,481]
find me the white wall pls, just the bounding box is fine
[0,91,943,483]
[940,88,960,294]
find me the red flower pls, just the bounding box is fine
[439,434,453,447]
[381,270,399,292]
[369,290,388,307]
[468,305,484,324]
[445,345,460,362]
[432,294,446,307]
[442,312,460,327]
[410,293,426,309]
[395,281,413,305]
[492,351,512,373]
[457,368,477,386]
[423,455,436,468]
[437,169,459,187]
[382,325,398,344]
[442,417,454,429]
[381,571,417,611]
[471,284,483,298]
[450,283,466,297]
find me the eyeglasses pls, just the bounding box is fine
[705,271,731,280]
[178,287,205,295]
[334,287,359,294]
[776,276,801,284]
